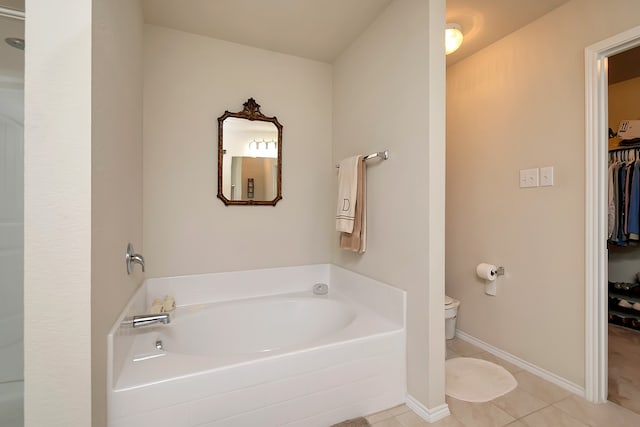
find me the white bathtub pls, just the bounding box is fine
[108,264,406,427]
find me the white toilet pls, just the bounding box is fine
[445,295,460,340]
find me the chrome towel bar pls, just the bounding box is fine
[336,149,389,168]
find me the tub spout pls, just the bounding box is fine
[123,313,170,328]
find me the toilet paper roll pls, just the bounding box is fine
[476,263,497,281]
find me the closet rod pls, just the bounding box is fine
[609,144,640,153]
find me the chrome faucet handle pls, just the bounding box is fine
[131,253,145,272]
[125,242,145,275]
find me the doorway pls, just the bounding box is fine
[585,24,640,407]
[605,45,640,414]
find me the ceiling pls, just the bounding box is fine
[445,0,570,66]
[142,0,571,65]
[141,0,392,63]
[3,0,634,83]
[0,0,574,79]
[609,46,640,85]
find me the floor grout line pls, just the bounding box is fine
[369,337,640,426]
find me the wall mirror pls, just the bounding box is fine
[217,98,283,206]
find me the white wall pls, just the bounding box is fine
[446,0,640,387]
[24,1,92,425]
[143,25,333,278]
[91,1,144,426]
[332,0,446,411]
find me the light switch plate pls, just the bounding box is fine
[519,168,539,188]
[540,166,554,186]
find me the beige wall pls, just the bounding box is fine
[143,25,333,278]
[609,76,640,134]
[24,1,92,425]
[332,0,446,409]
[446,0,640,387]
[91,1,144,426]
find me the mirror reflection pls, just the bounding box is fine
[217,99,282,206]
[223,119,278,201]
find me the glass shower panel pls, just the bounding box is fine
[0,106,23,426]
[0,11,25,427]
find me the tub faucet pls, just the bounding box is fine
[125,242,145,274]
[123,313,170,328]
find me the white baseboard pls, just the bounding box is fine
[455,329,585,398]
[405,395,450,423]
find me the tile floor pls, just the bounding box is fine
[608,324,640,414]
[362,337,640,427]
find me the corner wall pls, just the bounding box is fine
[24,1,92,425]
[446,0,640,387]
[91,1,144,426]
[142,25,333,278]
[332,0,446,411]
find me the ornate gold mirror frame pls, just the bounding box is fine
[217,98,283,206]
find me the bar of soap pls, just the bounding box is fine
[162,295,176,312]
[149,298,164,314]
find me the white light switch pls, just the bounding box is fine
[519,168,539,188]
[540,166,554,186]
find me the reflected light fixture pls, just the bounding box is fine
[248,139,278,158]
[5,37,24,50]
[445,23,463,55]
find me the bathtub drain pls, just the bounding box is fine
[313,283,328,295]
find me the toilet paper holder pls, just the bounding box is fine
[476,263,505,296]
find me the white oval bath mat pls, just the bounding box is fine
[445,357,517,402]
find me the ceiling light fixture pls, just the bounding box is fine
[445,23,463,55]
[5,37,25,51]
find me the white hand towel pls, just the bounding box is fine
[340,157,366,253]
[336,155,363,233]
